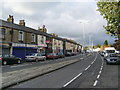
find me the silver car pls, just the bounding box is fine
[105,54,120,64]
[25,53,46,62]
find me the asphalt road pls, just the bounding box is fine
[6,53,120,89]
[2,53,84,73]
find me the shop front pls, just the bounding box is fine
[0,42,11,55]
[12,43,37,59]
[37,44,47,54]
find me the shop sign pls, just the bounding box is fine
[0,43,10,48]
[0,43,9,46]
[26,44,38,48]
[38,44,47,47]
[46,40,52,44]
[12,43,26,47]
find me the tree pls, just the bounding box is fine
[113,39,120,50]
[96,44,101,48]
[93,44,101,49]
[97,0,120,50]
[103,40,108,45]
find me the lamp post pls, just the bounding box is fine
[91,40,94,53]
[79,21,86,58]
[79,22,85,47]
[89,34,92,52]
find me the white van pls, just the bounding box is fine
[104,47,116,58]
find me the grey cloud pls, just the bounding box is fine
[2,1,115,45]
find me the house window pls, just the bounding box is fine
[18,31,24,41]
[0,28,6,39]
[41,36,44,44]
[31,33,36,42]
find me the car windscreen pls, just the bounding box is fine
[0,55,2,57]
[110,54,117,57]
[1,55,10,57]
[47,53,53,55]
[106,50,115,53]
[30,53,36,56]
[53,53,56,55]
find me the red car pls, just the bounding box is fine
[46,53,58,59]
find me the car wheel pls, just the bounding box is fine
[36,59,38,62]
[44,58,46,61]
[106,61,109,65]
[18,60,21,64]
[3,61,7,65]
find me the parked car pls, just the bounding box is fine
[57,52,65,58]
[46,53,59,59]
[72,52,77,56]
[65,52,72,56]
[0,54,22,65]
[25,53,46,62]
[104,47,116,58]
[105,54,120,65]
[99,51,105,56]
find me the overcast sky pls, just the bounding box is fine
[0,0,115,46]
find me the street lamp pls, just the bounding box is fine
[79,21,89,47]
[79,22,85,47]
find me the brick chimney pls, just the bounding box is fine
[38,25,47,33]
[38,27,43,32]
[51,33,58,37]
[19,20,25,26]
[42,25,47,33]
[7,15,14,23]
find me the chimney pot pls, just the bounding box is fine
[7,15,14,23]
[19,20,25,26]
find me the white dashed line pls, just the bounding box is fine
[99,70,102,74]
[93,54,104,87]
[80,57,83,59]
[97,74,100,79]
[85,54,98,71]
[93,80,98,86]
[63,72,82,87]
[101,65,103,68]
[100,67,103,71]
[91,61,94,64]
[85,65,91,71]
[102,63,103,66]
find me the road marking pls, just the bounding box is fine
[93,80,98,86]
[94,54,97,62]
[100,67,103,71]
[99,70,102,74]
[80,58,83,60]
[85,65,91,71]
[91,61,94,64]
[10,64,30,68]
[93,54,104,87]
[101,65,103,68]
[84,54,98,71]
[97,74,100,79]
[102,63,104,66]
[40,62,45,63]
[63,72,82,87]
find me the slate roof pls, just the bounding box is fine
[0,19,81,46]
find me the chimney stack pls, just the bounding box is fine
[42,25,47,33]
[7,15,14,23]
[19,20,25,26]
[38,25,47,33]
[51,33,58,37]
